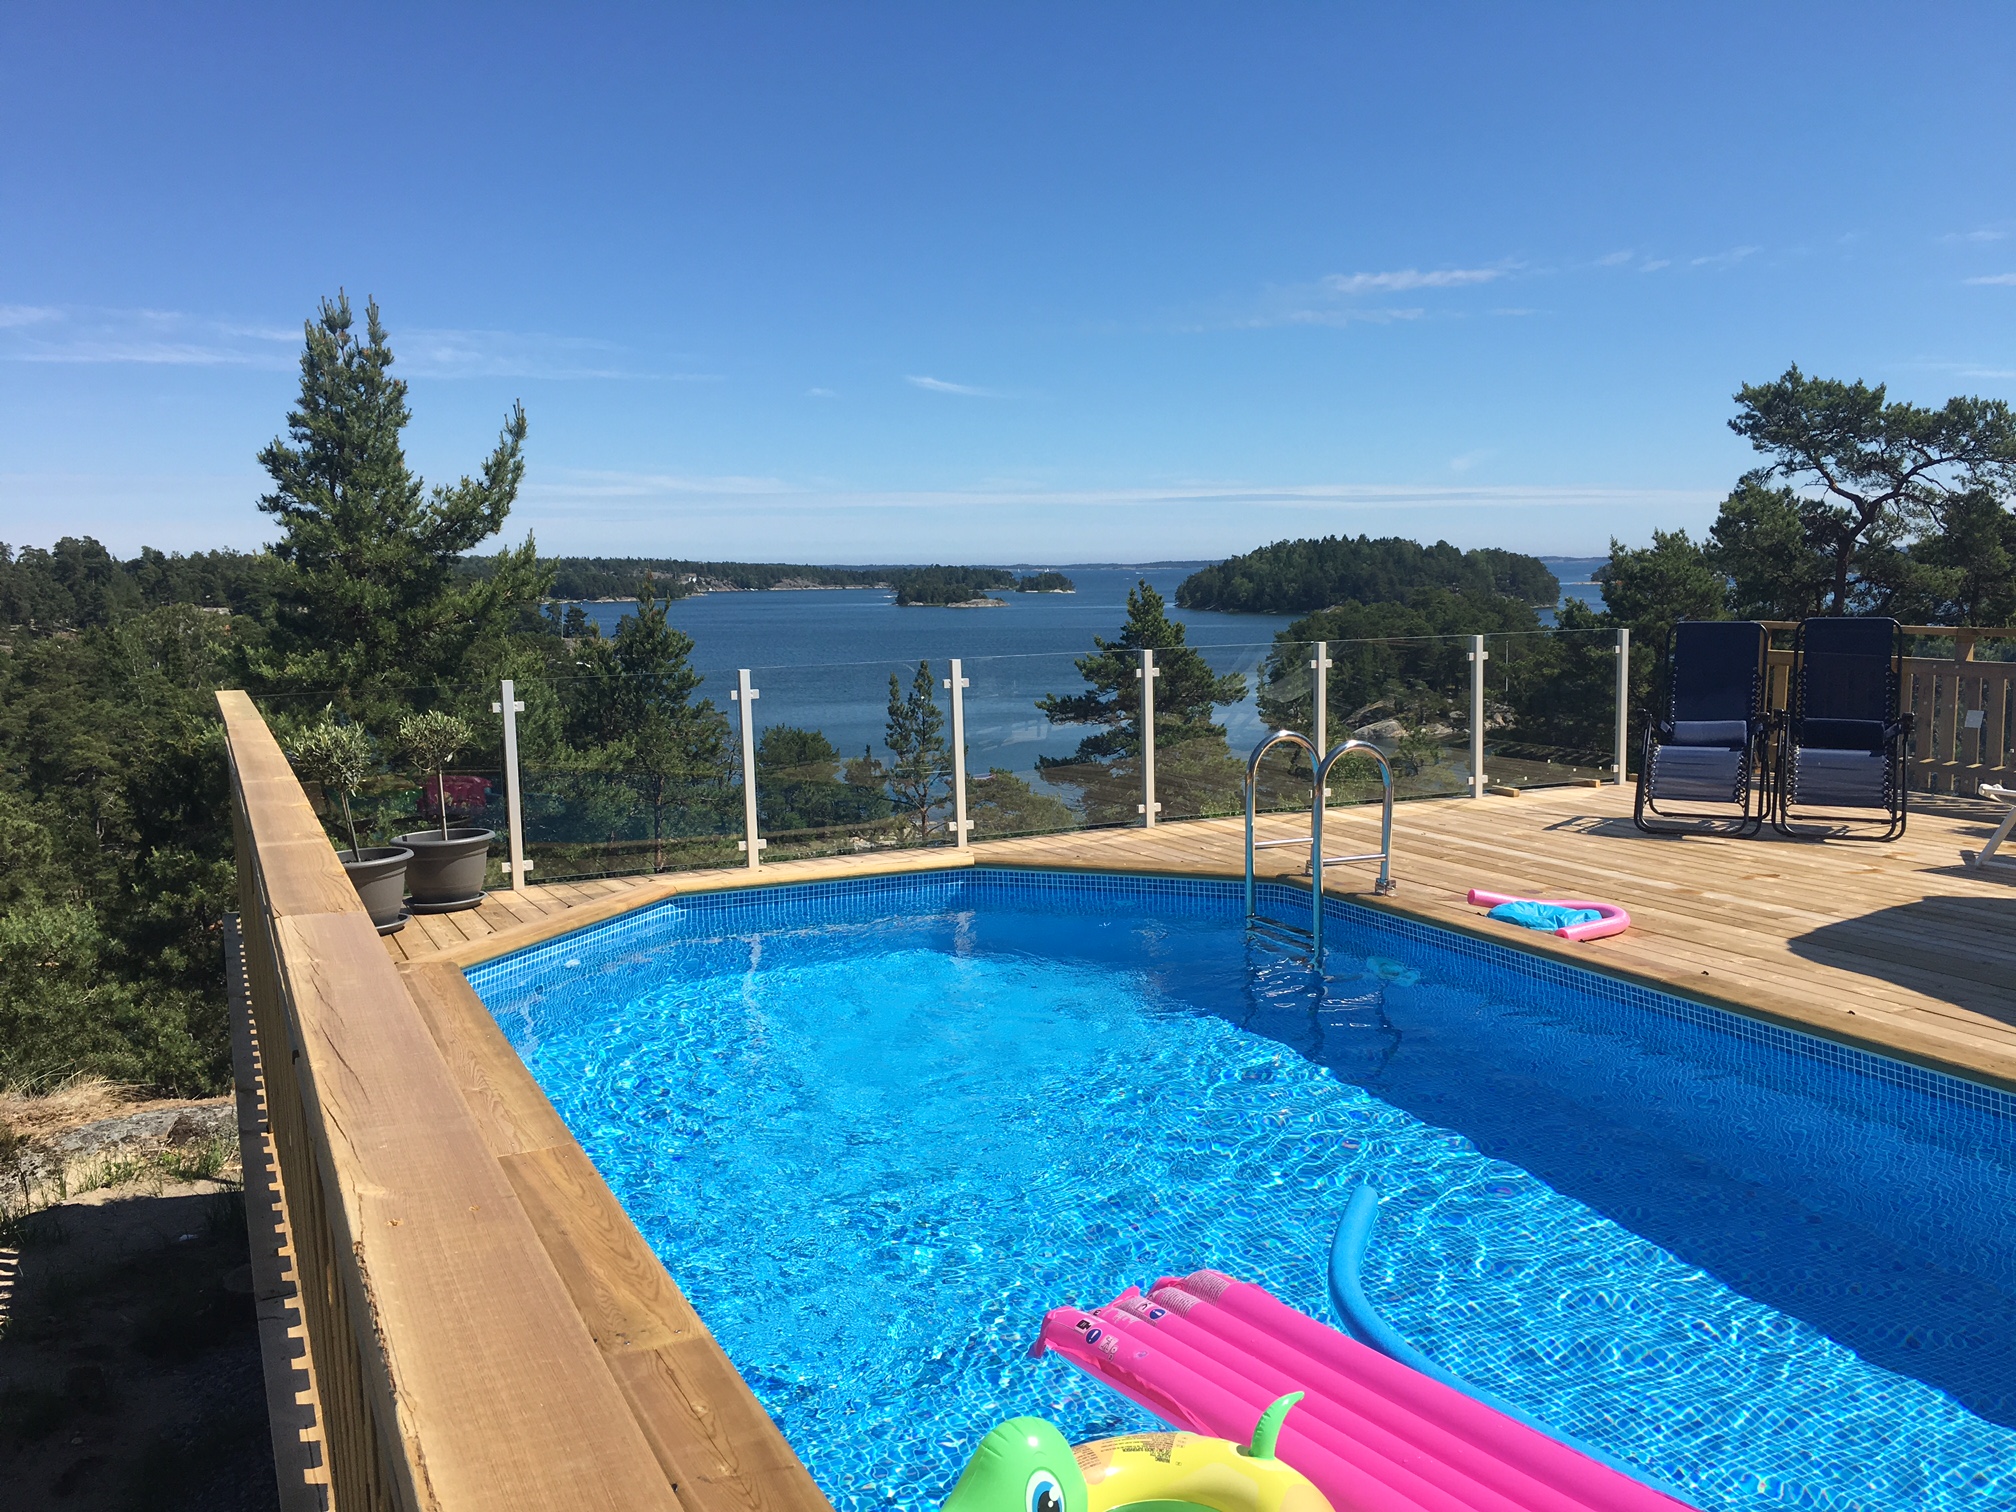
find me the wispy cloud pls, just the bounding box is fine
[0,303,687,379]
[1690,245,1759,269]
[1448,449,1494,474]
[0,305,297,367]
[396,327,707,380]
[905,374,1006,397]
[1944,229,2008,243]
[1594,250,1635,267]
[1639,259,1671,272]
[1255,306,1426,329]
[1964,273,2016,286]
[807,386,837,398]
[521,471,1713,516]
[1323,266,1507,295]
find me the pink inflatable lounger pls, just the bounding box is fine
[1465,889,1630,943]
[1032,1272,1692,1512]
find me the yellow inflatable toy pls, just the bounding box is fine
[942,1394,1333,1512]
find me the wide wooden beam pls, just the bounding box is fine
[219,690,691,1512]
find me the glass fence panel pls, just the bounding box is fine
[1155,639,1272,823]
[958,650,1097,839]
[1245,639,1317,817]
[1480,628,1618,789]
[509,665,745,882]
[1309,633,1475,801]
[748,655,953,860]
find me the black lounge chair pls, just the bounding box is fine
[1634,619,1773,835]
[1773,616,1912,841]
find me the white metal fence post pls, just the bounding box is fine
[731,669,764,868]
[1614,626,1632,785]
[1314,637,1330,758]
[491,678,532,889]
[1137,648,1161,826]
[1311,640,1333,808]
[944,658,972,849]
[1468,634,1489,799]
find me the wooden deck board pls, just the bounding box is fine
[387,785,2016,1091]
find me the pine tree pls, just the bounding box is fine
[884,660,949,843]
[1037,580,1247,823]
[252,293,547,702]
[564,587,732,868]
[1038,580,1245,761]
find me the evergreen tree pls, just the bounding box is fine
[1705,474,1833,620]
[884,661,949,842]
[1039,580,1245,760]
[563,587,732,867]
[252,293,547,701]
[1038,581,1247,823]
[1729,364,2016,614]
[757,726,889,837]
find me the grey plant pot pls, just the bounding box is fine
[393,827,495,912]
[341,846,413,934]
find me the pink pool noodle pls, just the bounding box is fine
[1036,1306,1435,1512]
[1104,1294,1593,1512]
[1161,1274,1687,1512]
[1466,889,1630,942]
[1092,1302,1541,1512]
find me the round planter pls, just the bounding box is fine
[341,846,413,934]
[393,827,495,913]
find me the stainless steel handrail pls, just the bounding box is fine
[1245,729,1318,933]
[1245,731,1396,962]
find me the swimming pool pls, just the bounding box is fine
[470,870,2016,1512]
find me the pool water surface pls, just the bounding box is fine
[470,871,2016,1512]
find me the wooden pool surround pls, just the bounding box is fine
[225,678,2014,1512]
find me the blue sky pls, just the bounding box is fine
[2,3,2013,563]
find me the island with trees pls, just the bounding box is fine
[1175,536,1559,614]
[891,566,1016,606]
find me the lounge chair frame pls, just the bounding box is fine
[1634,620,1775,837]
[1772,617,1913,842]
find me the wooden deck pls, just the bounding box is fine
[392,784,2016,1092]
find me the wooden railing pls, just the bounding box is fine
[1756,624,2016,796]
[221,689,778,1512]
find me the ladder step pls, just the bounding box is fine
[1247,915,1314,945]
[1248,930,1310,961]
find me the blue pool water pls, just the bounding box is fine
[470,872,2016,1512]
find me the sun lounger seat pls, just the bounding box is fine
[1774,616,1912,841]
[1635,620,1771,835]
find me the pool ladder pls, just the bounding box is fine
[1243,731,1396,962]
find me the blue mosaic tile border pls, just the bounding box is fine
[1273,884,2016,1132]
[465,864,2016,1132]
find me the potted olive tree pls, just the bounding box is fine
[393,711,495,912]
[288,716,411,934]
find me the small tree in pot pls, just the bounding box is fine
[394,710,496,912]
[400,710,473,839]
[288,714,411,932]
